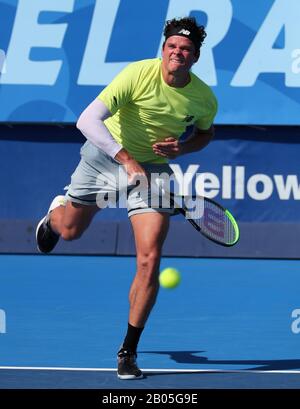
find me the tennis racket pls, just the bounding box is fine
[169,192,240,247]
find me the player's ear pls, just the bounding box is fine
[194,49,200,63]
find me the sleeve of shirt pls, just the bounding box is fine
[76,98,122,158]
[97,62,138,115]
[195,91,218,130]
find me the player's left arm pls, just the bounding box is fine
[152,125,214,159]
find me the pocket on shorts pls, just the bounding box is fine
[79,141,90,155]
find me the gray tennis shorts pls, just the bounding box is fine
[65,141,175,217]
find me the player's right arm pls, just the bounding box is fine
[76,98,146,184]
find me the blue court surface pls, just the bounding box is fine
[0,255,300,389]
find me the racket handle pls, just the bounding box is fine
[177,208,201,231]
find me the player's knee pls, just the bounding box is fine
[137,251,160,280]
[60,226,83,241]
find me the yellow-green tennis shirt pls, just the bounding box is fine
[98,58,217,163]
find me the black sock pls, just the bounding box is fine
[122,323,144,353]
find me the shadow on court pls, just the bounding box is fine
[140,351,300,371]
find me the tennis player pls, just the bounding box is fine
[36,17,217,379]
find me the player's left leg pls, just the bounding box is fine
[129,212,170,326]
[117,211,170,380]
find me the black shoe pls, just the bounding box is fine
[36,196,65,254]
[36,214,60,254]
[117,349,143,380]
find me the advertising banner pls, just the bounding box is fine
[1,0,300,124]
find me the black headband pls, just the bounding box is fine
[165,27,200,50]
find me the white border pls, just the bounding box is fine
[0,366,299,374]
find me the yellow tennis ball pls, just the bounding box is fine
[159,267,181,289]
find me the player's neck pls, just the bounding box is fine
[162,67,191,88]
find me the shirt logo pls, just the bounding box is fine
[183,115,194,122]
[178,29,191,36]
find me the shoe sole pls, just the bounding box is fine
[36,215,48,253]
[117,373,144,380]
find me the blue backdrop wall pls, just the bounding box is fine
[1,124,299,258]
[1,125,299,222]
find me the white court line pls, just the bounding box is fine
[0,366,300,374]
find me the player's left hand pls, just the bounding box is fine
[152,137,182,159]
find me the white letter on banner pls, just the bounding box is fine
[247,174,273,200]
[1,0,74,85]
[78,0,128,85]
[159,0,233,85]
[235,166,245,200]
[274,175,300,200]
[169,164,199,196]
[222,166,232,199]
[195,173,220,198]
[232,0,300,87]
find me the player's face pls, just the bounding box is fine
[162,36,198,74]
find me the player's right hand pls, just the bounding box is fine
[123,159,148,186]
[114,149,148,186]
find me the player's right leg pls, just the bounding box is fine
[36,141,121,254]
[36,198,99,253]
